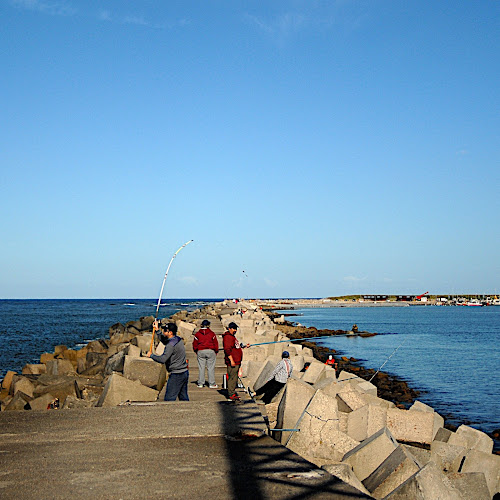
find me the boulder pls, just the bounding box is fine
[33,379,82,404]
[131,334,153,355]
[177,321,197,339]
[97,373,159,407]
[4,391,31,411]
[383,462,461,499]
[362,445,421,499]
[40,353,55,364]
[276,378,316,444]
[54,345,68,355]
[127,344,142,357]
[62,395,94,409]
[123,356,166,390]
[109,322,125,337]
[86,339,109,353]
[342,427,399,482]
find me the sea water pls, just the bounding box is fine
[0,299,218,379]
[281,305,500,439]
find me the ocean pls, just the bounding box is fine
[280,304,500,441]
[0,299,218,379]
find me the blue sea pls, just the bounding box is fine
[280,305,500,442]
[0,299,218,379]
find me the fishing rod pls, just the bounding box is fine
[368,338,408,383]
[150,240,194,351]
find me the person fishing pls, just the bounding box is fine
[254,351,293,404]
[223,322,249,401]
[192,319,219,388]
[147,321,189,401]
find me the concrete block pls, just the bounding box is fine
[4,392,31,411]
[177,321,196,339]
[339,411,349,433]
[61,395,94,409]
[289,355,305,372]
[321,464,371,497]
[242,346,267,362]
[46,358,76,376]
[302,347,313,357]
[449,424,493,454]
[383,461,461,499]
[252,357,281,391]
[402,444,431,466]
[354,380,377,397]
[54,344,68,355]
[22,364,47,375]
[1,370,17,391]
[29,393,56,410]
[77,358,87,374]
[288,391,358,464]
[97,373,159,407]
[446,472,491,500]
[342,427,399,482]
[123,356,166,390]
[86,340,108,353]
[359,393,395,409]
[433,427,452,443]
[33,379,82,404]
[301,360,326,384]
[127,344,142,357]
[40,353,55,364]
[460,448,500,498]
[430,441,467,473]
[13,377,35,398]
[386,407,437,444]
[104,349,126,375]
[276,377,316,444]
[131,334,153,355]
[362,445,421,499]
[408,400,444,439]
[347,404,387,442]
[337,389,368,413]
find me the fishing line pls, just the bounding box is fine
[368,337,408,383]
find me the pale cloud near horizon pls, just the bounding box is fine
[343,275,367,282]
[264,278,278,288]
[177,276,199,286]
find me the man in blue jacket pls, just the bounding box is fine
[147,321,189,401]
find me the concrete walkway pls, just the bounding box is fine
[0,327,371,499]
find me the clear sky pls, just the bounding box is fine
[1,1,498,299]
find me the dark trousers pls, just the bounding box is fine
[164,371,189,401]
[226,364,240,397]
[255,379,285,404]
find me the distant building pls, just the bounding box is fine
[396,295,414,302]
[362,295,388,301]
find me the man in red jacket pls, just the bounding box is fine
[192,319,219,388]
[223,322,248,401]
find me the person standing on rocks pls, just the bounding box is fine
[192,319,219,388]
[223,322,248,401]
[254,351,293,404]
[147,321,189,401]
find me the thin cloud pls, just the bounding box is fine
[343,275,367,282]
[264,278,278,288]
[245,12,306,38]
[123,15,149,27]
[177,276,199,286]
[10,0,76,16]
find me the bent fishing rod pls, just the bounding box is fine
[150,240,194,351]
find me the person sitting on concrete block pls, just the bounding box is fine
[147,321,189,402]
[254,351,293,404]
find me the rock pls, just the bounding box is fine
[62,395,94,409]
[131,334,153,355]
[4,391,32,411]
[109,322,125,337]
[29,393,57,410]
[342,427,399,482]
[433,427,452,443]
[54,345,68,355]
[86,339,109,353]
[40,353,55,364]
[430,441,467,473]
[176,321,197,340]
[13,377,35,398]
[22,364,47,375]
[252,357,281,391]
[33,379,82,404]
[402,444,431,466]
[362,445,421,499]
[301,360,326,385]
[104,349,126,375]
[96,373,159,407]
[336,389,368,413]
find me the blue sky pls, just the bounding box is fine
[1,1,498,299]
